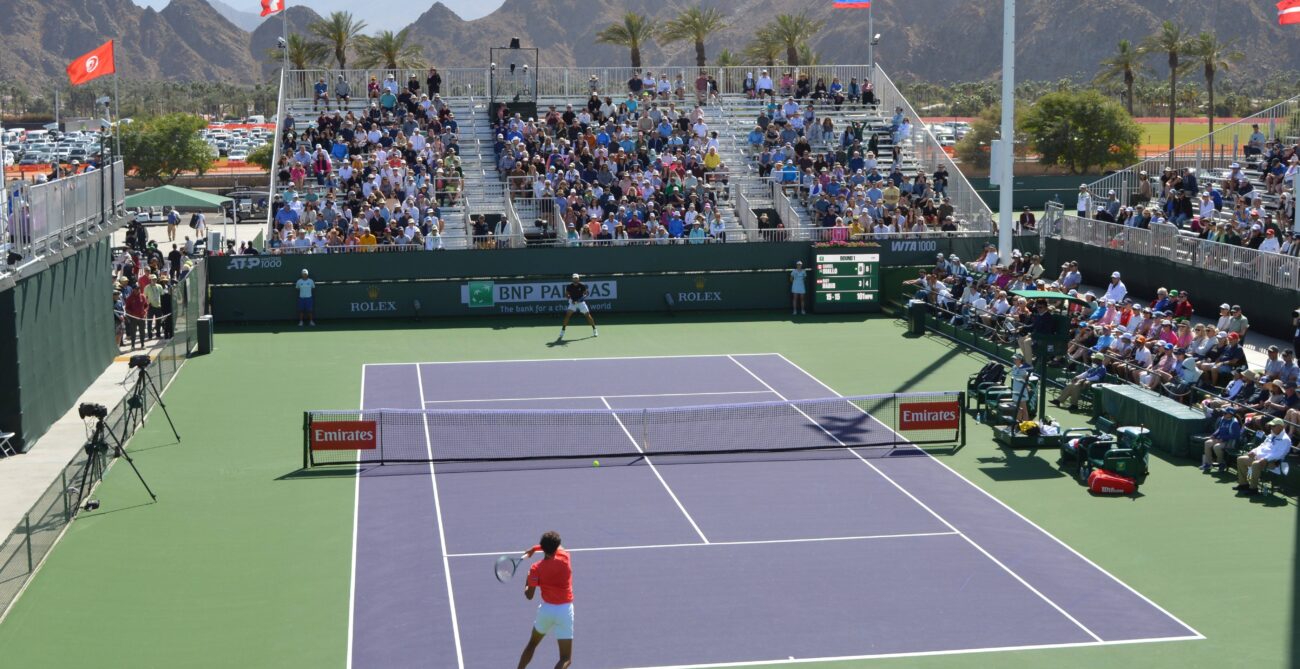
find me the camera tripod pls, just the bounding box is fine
[71,416,156,512]
[124,365,180,443]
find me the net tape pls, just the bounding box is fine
[305,391,963,467]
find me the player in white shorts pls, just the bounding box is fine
[559,273,598,339]
[517,531,573,669]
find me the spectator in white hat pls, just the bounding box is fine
[1076,184,1091,218]
[1102,271,1127,303]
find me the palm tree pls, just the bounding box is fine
[1190,31,1244,141]
[797,44,822,67]
[310,11,367,70]
[714,48,740,92]
[1095,39,1145,116]
[766,12,824,68]
[742,28,782,67]
[658,7,727,67]
[269,33,328,70]
[1140,21,1194,151]
[595,12,657,69]
[356,28,424,70]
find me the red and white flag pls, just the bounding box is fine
[1280,0,1300,25]
[66,40,115,87]
[260,0,284,17]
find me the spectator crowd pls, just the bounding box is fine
[267,69,465,252]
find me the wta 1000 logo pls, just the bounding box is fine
[898,401,961,431]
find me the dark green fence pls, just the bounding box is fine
[211,238,1039,322]
[1045,239,1298,342]
[0,238,118,452]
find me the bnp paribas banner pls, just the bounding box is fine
[461,280,618,314]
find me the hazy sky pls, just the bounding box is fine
[132,0,507,31]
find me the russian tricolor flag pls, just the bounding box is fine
[834,0,872,7]
[1281,0,1300,25]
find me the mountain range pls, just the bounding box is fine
[1,0,1297,87]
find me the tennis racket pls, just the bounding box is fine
[495,554,528,583]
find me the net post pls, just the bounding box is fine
[958,392,967,449]
[376,411,385,466]
[302,411,310,470]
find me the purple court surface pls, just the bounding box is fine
[349,354,1201,669]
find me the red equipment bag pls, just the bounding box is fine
[1087,468,1137,495]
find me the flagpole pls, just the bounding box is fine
[113,71,121,157]
[867,3,874,75]
[266,2,290,244]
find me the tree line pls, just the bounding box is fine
[593,8,823,69]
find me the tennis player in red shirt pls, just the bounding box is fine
[516,531,573,669]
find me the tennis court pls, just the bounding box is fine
[345,353,1199,668]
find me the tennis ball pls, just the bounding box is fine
[593,460,601,467]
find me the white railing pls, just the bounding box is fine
[4,161,125,272]
[772,181,803,238]
[1087,92,1300,205]
[735,186,759,242]
[287,65,879,105]
[873,65,993,232]
[1050,212,1300,291]
[503,195,525,247]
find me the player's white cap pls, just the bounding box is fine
[572,273,580,280]
[301,269,309,276]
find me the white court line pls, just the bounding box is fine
[415,366,466,668]
[344,369,365,669]
[445,530,958,558]
[422,390,775,405]
[771,352,1205,640]
[725,355,1104,644]
[364,353,739,367]
[599,397,710,544]
[620,634,1207,669]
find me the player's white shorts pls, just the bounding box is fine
[566,300,590,314]
[533,602,574,639]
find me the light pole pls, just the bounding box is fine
[997,0,1015,261]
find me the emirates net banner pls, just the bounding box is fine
[309,420,378,451]
[898,402,961,431]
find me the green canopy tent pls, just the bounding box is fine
[124,185,231,211]
[124,185,233,247]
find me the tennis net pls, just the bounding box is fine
[302,391,965,468]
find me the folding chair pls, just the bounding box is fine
[0,431,16,457]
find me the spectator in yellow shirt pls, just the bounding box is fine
[359,230,378,249]
[703,147,722,171]
[882,184,901,210]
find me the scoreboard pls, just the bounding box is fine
[813,252,880,312]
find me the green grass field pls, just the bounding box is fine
[1137,122,1222,150]
[0,313,1295,668]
